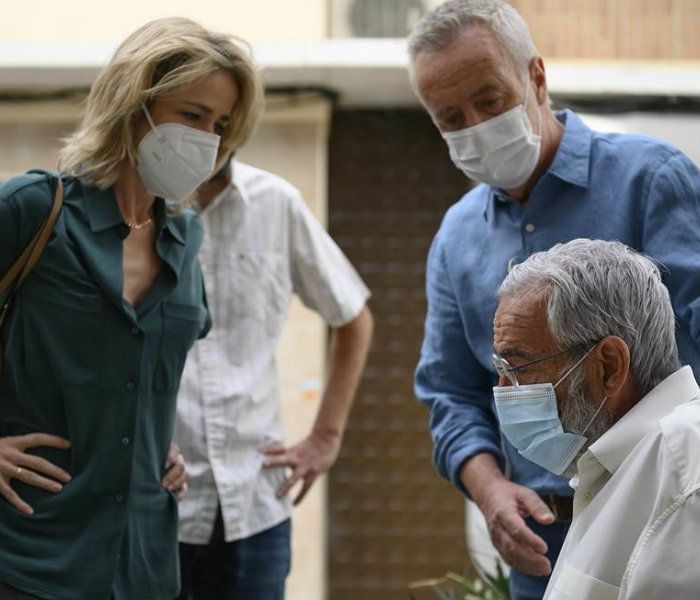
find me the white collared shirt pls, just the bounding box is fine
[175,161,370,544]
[544,366,700,599]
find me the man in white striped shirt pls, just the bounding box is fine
[174,156,373,600]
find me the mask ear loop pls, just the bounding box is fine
[553,344,597,389]
[522,70,542,139]
[578,395,609,437]
[141,104,165,141]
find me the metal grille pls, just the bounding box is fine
[327,110,474,600]
[347,0,427,38]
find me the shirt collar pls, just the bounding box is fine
[481,109,593,221]
[85,185,184,245]
[546,109,592,189]
[231,159,251,205]
[157,199,186,245]
[198,159,249,216]
[588,366,700,475]
[84,184,125,233]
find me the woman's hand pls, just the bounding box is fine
[162,443,188,500]
[0,434,71,516]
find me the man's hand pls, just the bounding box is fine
[475,477,555,576]
[262,431,341,505]
[162,443,188,500]
[0,433,71,516]
[462,453,554,576]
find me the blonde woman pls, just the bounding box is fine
[0,17,262,600]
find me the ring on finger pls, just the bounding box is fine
[15,466,24,479]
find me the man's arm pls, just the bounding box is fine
[414,234,505,488]
[640,151,700,362]
[415,233,553,575]
[262,305,373,504]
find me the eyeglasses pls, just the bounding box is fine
[492,345,587,387]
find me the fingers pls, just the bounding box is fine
[0,480,34,516]
[176,482,188,501]
[276,469,302,498]
[498,538,552,575]
[0,434,71,514]
[15,434,70,452]
[277,468,318,505]
[0,463,63,518]
[481,485,553,577]
[292,476,315,506]
[262,452,291,468]
[14,467,64,494]
[162,452,187,492]
[489,511,552,576]
[499,509,548,554]
[20,454,71,484]
[520,490,555,525]
[261,442,286,456]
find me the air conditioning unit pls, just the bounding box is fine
[330,0,443,38]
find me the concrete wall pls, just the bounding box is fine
[0,0,328,43]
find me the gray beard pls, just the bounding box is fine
[558,367,616,479]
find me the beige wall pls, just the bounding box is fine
[0,0,328,43]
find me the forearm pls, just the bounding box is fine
[460,452,507,506]
[312,305,373,440]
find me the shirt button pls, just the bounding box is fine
[125,381,135,391]
[115,494,124,503]
[121,437,130,446]
[131,326,140,335]
[525,223,536,233]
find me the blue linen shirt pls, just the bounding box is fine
[0,172,210,600]
[415,109,700,498]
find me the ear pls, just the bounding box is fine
[590,336,633,415]
[529,57,547,105]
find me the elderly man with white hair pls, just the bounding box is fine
[492,238,700,599]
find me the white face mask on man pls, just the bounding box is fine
[441,80,542,190]
[136,105,221,204]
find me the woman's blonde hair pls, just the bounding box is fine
[59,17,263,189]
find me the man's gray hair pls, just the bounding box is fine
[407,0,538,72]
[498,239,681,397]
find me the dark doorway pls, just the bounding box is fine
[327,109,474,599]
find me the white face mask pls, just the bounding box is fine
[137,105,221,204]
[441,81,542,190]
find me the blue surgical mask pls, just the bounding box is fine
[493,347,607,475]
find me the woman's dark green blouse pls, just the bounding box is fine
[0,172,211,600]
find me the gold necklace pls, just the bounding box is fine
[124,216,153,230]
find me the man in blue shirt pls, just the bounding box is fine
[408,1,700,599]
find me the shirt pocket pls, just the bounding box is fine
[21,284,106,385]
[549,561,620,600]
[154,301,207,392]
[223,252,290,335]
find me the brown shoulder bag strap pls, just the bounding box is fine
[0,178,64,378]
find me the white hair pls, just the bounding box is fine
[498,239,681,397]
[407,0,538,74]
